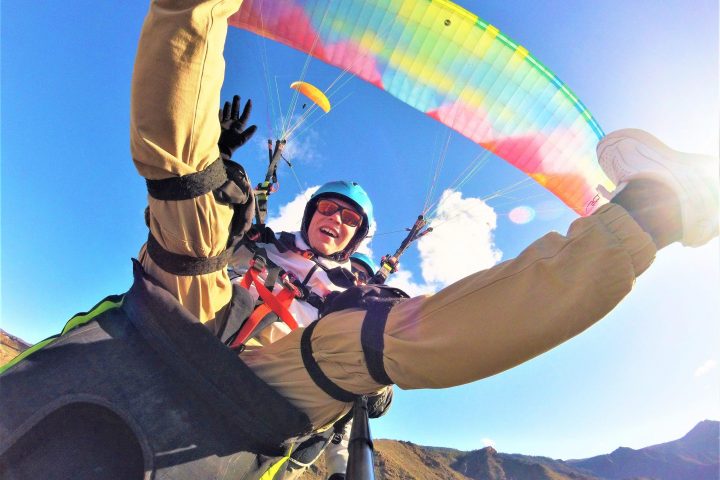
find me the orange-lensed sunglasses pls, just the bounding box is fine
[316,199,363,227]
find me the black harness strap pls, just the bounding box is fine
[304,292,325,311]
[264,268,281,292]
[301,264,319,286]
[145,158,227,201]
[301,320,358,403]
[250,247,282,293]
[247,235,333,308]
[146,233,232,276]
[143,158,257,278]
[276,231,298,254]
[360,300,396,386]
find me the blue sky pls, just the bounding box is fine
[2,0,718,460]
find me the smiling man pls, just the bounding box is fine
[302,182,372,261]
[306,197,362,255]
[230,180,374,347]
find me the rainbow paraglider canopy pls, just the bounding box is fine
[230,0,613,215]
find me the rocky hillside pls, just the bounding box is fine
[0,329,30,365]
[568,420,719,480]
[301,441,599,479]
[302,421,718,480]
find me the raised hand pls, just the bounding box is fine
[218,95,257,157]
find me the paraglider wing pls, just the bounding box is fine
[290,81,331,113]
[230,0,613,215]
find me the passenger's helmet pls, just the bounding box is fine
[350,252,378,275]
[301,180,374,261]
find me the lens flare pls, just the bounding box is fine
[509,206,536,224]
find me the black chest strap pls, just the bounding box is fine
[276,232,357,290]
[243,235,333,308]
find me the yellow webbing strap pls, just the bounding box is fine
[259,444,294,480]
[61,297,124,334]
[0,295,124,374]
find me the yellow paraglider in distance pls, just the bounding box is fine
[290,81,331,113]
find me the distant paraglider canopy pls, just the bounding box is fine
[290,81,331,113]
[230,0,613,216]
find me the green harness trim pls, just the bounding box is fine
[0,294,124,375]
[259,444,294,480]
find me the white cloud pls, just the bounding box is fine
[267,186,319,233]
[418,189,502,286]
[694,359,717,377]
[282,127,323,167]
[356,222,377,260]
[481,438,496,449]
[387,189,502,295]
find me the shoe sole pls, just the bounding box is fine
[598,129,719,246]
[597,128,715,188]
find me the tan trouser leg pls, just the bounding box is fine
[242,204,656,428]
[130,0,244,322]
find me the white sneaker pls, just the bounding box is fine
[597,128,719,247]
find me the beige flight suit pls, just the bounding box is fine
[131,0,657,431]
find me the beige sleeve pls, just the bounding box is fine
[380,203,656,389]
[243,204,656,428]
[130,0,244,322]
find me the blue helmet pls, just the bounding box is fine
[301,180,374,261]
[350,252,378,275]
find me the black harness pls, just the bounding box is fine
[0,261,313,480]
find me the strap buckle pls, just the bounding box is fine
[249,255,267,272]
[280,272,302,298]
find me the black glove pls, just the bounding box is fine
[367,386,393,418]
[214,160,256,244]
[218,95,257,157]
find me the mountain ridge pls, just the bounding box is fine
[303,420,718,480]
[567,420,719,480]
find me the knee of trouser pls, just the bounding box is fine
[300,296,408,403]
